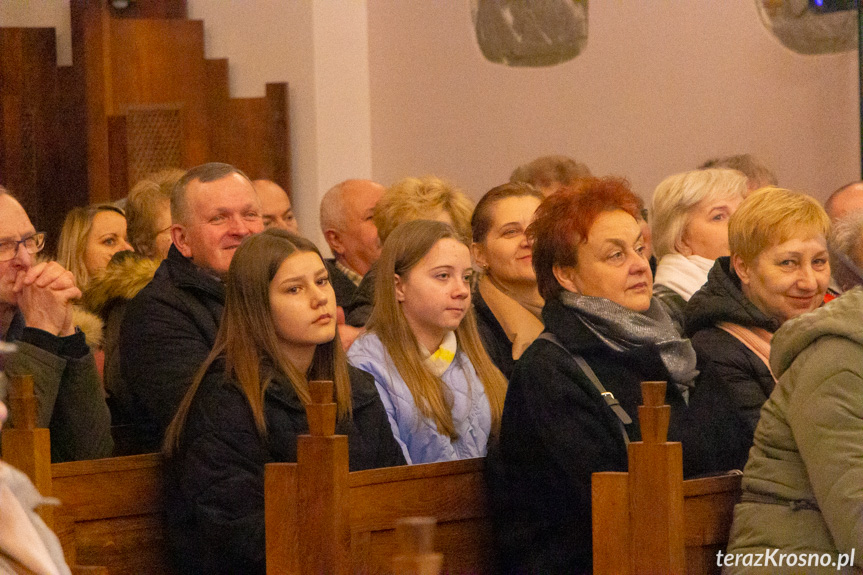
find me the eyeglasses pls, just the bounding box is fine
[0,233,46,262]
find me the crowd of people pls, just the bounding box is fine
[1,153,862,573]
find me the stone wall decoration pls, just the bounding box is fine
[756,0,858,55]
[472,0,588,67]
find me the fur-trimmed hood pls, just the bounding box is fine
[72,306,104,350]
[83,253,159,317]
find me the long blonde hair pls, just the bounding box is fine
[164,228,352,452]
[367,220,507,439]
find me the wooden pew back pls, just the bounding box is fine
[2,375,174,574]
[52,453,172,575]
[591,381,742,575]
[392,516,444,575]
[265,381,493,575]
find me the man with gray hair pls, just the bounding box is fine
[319,179,385,306]
[828,210,863,296]
[120,162,263,450]
[698,153,778,192]
[0,187,112,461]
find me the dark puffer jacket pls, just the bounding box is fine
[684,257,780,471]
[119,245,225,452]
[84,251,159,428]
[165,360,406,575]
[486,297,694,574]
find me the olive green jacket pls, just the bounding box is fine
[725,288,863,573]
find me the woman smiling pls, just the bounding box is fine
[471,182,545,378]
[57,204,133,290]
[685,187,830,470]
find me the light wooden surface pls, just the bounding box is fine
[265,381,493,575]
[392,517,443,575]
[592,381,743,575]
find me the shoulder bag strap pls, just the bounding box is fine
[538,332,632,445]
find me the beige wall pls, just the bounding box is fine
[0,1,71,66]
[2,0,859,217]
[367,1,859,201]
[187,0,372,253]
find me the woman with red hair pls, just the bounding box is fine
[486,177,699,574]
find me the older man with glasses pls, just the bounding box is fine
[0,187,112,462]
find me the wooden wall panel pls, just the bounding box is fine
[67,0,291,203]
[105,19,209,196]
[0,28,86,252]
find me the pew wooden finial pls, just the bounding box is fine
[638,380,670,444]
[306,380,336,436]
[296,379,350,575]
[1,374,53,528]
[392,516,443,575]
[7,374,37,430]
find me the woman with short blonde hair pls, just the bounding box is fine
[126,168,183,260]
[685,187,830,470]
[373,176,474,244]
[651,168,747,331]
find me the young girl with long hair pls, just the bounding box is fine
[162,228,404,575]
[347,220,507,464]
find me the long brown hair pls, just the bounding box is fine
[164,228,352,452]
[366,220,507,439]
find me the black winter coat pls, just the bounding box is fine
[165,360,406,574]
[486,297,693,574]
[472,290,515,380]
[119,245,226,452]
[684,257,779,471]
[345,262,376,327]
[324,258,359,308]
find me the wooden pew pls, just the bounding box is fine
[265,380,493,575]
[392,517,443,575]
[591,380,743,575]
[2,375,173,574]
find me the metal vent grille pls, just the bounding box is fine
[125,106,183,185]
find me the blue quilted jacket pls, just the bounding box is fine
[347,332,491,464]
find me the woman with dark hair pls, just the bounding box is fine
[487,177,698,574]
[470,182,545,379]
[162,228,404,574]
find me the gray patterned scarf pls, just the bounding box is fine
[559,291,699,396]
